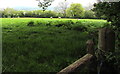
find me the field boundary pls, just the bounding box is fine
[57,28,115,73]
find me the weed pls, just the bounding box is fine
[27,21,35,26]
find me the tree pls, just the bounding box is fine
[84,10,96,19]
[43,10,57,18]
[36,0,54,11]
[0,10,3,18]
[93,1,120,73]
[2,8,16,18]
[66,3,85,18]
[93,2,120,27]
[54,0,69,17]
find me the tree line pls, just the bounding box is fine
[0,3,103,19]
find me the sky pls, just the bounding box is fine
[0,0,97,10]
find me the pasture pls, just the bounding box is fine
[1,18,108,72]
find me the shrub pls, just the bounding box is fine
[54,21,64,27]
[72,25,87,32]
[63,20,74,30]
[27,21,35,26]
[54,20,74,30]
[84,10,96,19]
[36,21,46,26]
[72,21,86,31]
[45,21,52,26]
[75,21,82,25]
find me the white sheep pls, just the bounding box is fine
[58,17,61,19]
[50,17,53,19]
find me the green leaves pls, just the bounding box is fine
[66,3,85,18]
[93,2,120,27]
[37,0,54,11]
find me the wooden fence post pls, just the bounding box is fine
[86,40,97,74]
[98,28,115,52]
[86,40,94,55]
[98,28,115,74]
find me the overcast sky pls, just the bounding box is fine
[0,0,97,10]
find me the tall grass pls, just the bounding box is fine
[1,18,107,72]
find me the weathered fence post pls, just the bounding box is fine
[86,40,97,74]
[98,28,115,52]
[98,28,115,74]
[86,40,94,55]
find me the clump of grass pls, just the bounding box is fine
[45,21,52,26]
[27,21,35,26]
[72,25,87,31]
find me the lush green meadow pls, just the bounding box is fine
[1,18,108,72]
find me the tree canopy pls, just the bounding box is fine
[84,10,96,19]
[54,0,69,17]
[93,2,120,27]
[66,3,85,18]
[36,0,54,11]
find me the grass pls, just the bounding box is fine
[1,18,108,72]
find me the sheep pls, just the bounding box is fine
[50,17,53,19]
[58,17,61,19]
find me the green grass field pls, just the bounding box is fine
[1,18,108,72]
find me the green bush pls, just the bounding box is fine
[84,10,96,19]
[27,21,35,26]
[72,25,87,32]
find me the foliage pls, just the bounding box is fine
[66,3,85,18]
[1,9,57,18]
[93,2,120,27]
[84,10,96,19]
[41,10,57,18]
[93,2,120,73]
[0,7,98,18]
[1,8,18,18]
[54,20,74,30]
[72,25,87,32]
[36,0,54,11]
[54,0,69,17]
[27,21,35,26]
